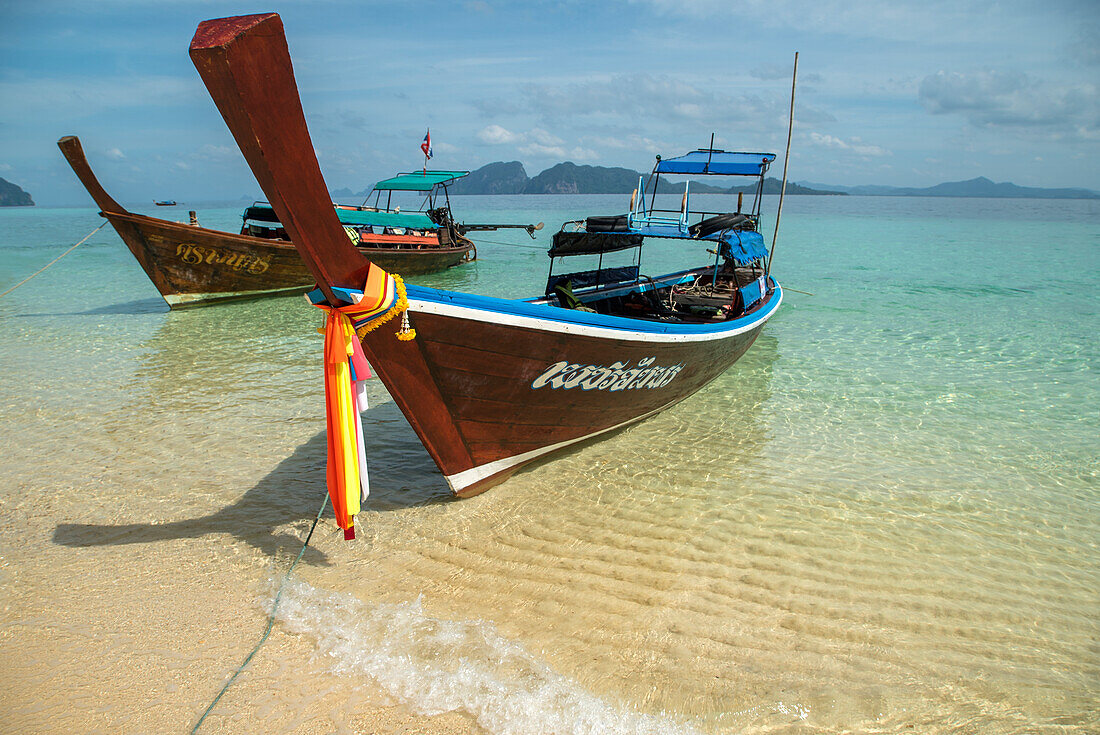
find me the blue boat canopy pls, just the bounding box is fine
[655,150,776,176]
[372,171,469,192]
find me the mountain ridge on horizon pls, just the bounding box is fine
[796,175,1099,199]
[334,161,848,198]
[331,164,1099,200]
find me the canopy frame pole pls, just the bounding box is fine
[648,155,661,214]
[767,51,798,277]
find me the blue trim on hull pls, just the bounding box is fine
[405,276,781,337]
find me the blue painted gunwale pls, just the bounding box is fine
[315,268,780,338]
[405,275,781,337]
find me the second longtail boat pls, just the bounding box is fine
[58,137,539,309]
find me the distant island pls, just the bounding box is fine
[335,161,846,198]
[0,177,34,206]
[448,162,848,196]
[797,176,1099,200]
[331,164,1099,200]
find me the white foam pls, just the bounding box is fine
[274,580,703,735]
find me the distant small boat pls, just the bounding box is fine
[58,137,539,309]
[153,200,178,206]
[189,12,783,511]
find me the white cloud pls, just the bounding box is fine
[515,73,835,131]
[673,103,705,119]
[519,143,598,161]
[518,143,565,158]
[478,125,589,160]
[751,63,821,84]
[585,134,664,153]
[807,132,889,157]
[478,124,522,144]
[527,128,563,146]
[918,70,1100,138]
[105,147,125,160]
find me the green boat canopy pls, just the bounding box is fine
[244,204,435,230]
[372,170,469,192]
[334,209,435,230]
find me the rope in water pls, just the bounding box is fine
[0,222,107,299]
[472,236,546,251]
[190,493,330,734]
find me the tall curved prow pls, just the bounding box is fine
[57,136,127,216]
[188,13,373,305]
[57,134,179,297]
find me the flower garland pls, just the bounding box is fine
[354,273,416,342]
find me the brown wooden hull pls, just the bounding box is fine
[357,284,782,495]
[102,210,310,307]
[101,211,471,308]
[57,135,472,309]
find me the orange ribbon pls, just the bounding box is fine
[313,265,415,539]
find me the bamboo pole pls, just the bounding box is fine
[768,51,798,275]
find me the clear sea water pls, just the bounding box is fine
[0,194,1096,734]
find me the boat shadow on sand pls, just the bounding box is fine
[51,400,454,566]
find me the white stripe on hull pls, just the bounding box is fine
[409,285,782,344]
[444,398,682,492]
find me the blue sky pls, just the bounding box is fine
[2,0,1098,205]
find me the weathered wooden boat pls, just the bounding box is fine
[244,169,541,259]
[240,167,536,261]
[189,13,783,532]
[58,138,537,309]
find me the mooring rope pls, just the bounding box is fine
[0,221,107,299]
[474,237,546,251]
[190,493,330,733]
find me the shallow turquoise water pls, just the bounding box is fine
[0,195,1096,733]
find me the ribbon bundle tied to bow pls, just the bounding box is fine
[313,267,416,539]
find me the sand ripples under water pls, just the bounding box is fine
[0,196,1097,733]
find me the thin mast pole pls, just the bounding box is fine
[767,51,798,276]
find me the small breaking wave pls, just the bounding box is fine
[275,580,703,735]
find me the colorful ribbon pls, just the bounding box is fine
[313,266,416,539]
[346,268,416,342]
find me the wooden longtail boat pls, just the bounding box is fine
[240,167,540,263]
[58,138,535,309]
[189,13,783,509]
